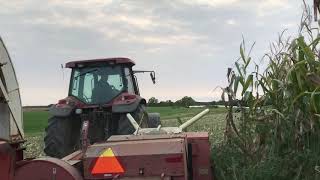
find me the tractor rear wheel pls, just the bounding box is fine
[44,116,81,158]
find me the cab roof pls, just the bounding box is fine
[65,57,135,68]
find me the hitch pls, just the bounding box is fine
[80,120,90,151]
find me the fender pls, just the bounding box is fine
[50,94,146,116]
[49,97,79,117]
[49,104,74,117]
[112,93,146,113]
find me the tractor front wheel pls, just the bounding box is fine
[118,104,150,135]
[117,104,162,134]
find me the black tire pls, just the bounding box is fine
[147,113,161,128]
[44,116,80,158]
[118,104,149,135]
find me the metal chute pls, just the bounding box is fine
[0,37,24,142]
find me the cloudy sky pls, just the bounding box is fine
[0,0,307,105]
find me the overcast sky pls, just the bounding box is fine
[0,0,308,105]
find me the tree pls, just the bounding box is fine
[165,100,174,106]
[175,96,196,107]
[148,97,158,105]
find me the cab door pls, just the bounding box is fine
[124,67,139,95]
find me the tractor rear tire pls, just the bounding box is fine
[44,116,80,158]
[118,104,150,135]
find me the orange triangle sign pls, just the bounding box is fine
[91,148,124,175]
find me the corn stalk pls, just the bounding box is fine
[220,3,320,178]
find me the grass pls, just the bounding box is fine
[23,106,227,158]
[24,111,50,134]
[23,106,226,134]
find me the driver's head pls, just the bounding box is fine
[97,70,109,82]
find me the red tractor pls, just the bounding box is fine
[0,38,214,180]
[44,58,160,158]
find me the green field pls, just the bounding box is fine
[23,106,227,158]
[24,106,226,134]
[24,111,50,134]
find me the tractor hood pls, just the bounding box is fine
[0,37,24,142]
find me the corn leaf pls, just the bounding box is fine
[234,76,240,95]
[297,36,315,61]
[235,62,243,77]
[242,75,253,95]
[309,36,320,51]
[245,57,251,69]
[311,88,320,113]
[240,44,246,64]
[270,109,285,119]
[290,91,307,109]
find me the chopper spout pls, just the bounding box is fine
[0,37,24,142]
[126,113,140,134]
[179,109,210,130]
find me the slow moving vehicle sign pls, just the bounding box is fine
[91,148,124,176]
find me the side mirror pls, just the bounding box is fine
[150,72,156,84]
[133,70,156,84]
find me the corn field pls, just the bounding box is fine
[213,3,320,180]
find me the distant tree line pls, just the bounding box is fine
[147,96,231,107]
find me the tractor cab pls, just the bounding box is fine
[45,58,159,158]
[66,58,139,105]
